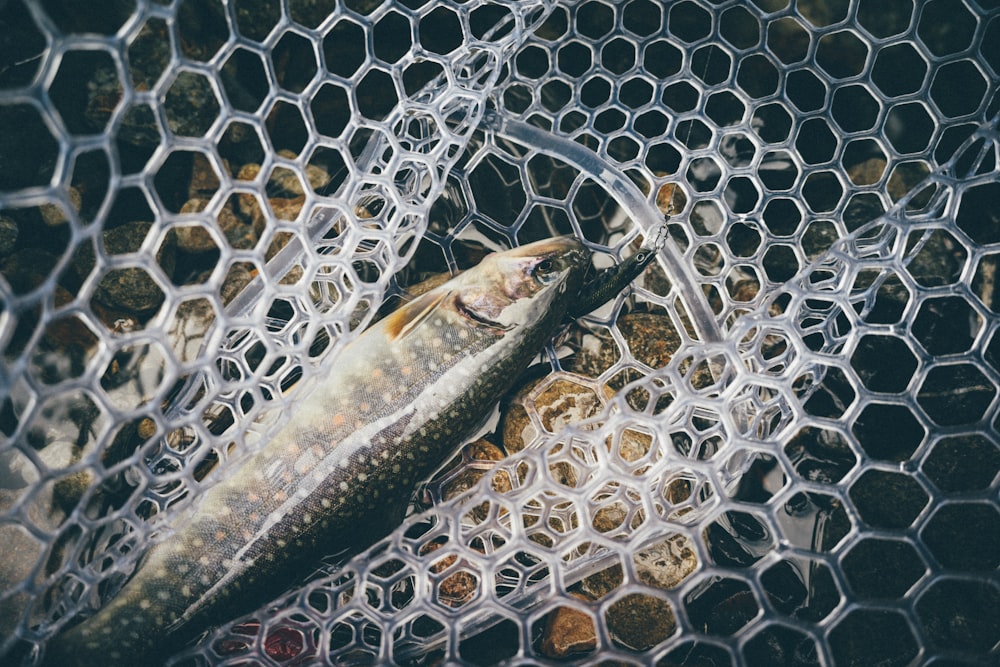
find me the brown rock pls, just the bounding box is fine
[421,541,481,609]
[0,215,17,255]
[188,152,222,199]
[634,533,699,590]
[539,594,598,658]
[174,216,218,253]
[502,374,604,455]
[605,592,676,651]
[39,187,81,226]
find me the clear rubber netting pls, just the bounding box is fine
[1,1,998,666]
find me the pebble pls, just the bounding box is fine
[539,594,598,658]
[39,187,82,226]
[419,540,481,609]
[0,215,17,255]
[93,221,175,313]
[568,312,681,380]
[503,375,604,455]
[538,533,697,657]
[188,153,223,199]
[605,592,676,651]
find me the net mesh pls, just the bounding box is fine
[1,0,998,664]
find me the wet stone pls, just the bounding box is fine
[0,215,19,256]
[102,220,156,257]
[174,219,217,254]
[568,312,680,380]
[539,594,598,658]
[218,203,260,250]
[268,196,307,222]
[92,222,175,313]
[220,263,256,305]
[128,18,171,90]
[423,439,511,523]
[271,152,333,194]
[0,522,39,640]
[117,103,162,150]
[633,533,699,589]
[83,64,123,133]
[1,247,61,295]
[167,297,218,363]
[165,71,221,137]
[420,541,482,608]
[39,188,82,226]
[606,592,676,651]
[575,533,698,602]
[436,439,508,499]
[189,153,224,199]
[178,196,264,252]
[502,375,604,455]
[907,230,966,288]
[847,157,886,186]
[94,268,165,314]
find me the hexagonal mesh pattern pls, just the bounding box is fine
[2,0,998,665]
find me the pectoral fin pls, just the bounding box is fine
[382,289,452,341]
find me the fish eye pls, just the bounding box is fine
[536,258,554,273]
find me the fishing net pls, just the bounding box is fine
[2,0,998,664]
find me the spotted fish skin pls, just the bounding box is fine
[42,237,589,666]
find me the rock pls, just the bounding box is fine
[564,312,681,411]
[188,152,223,199]
[93,221,175,313]
[634,533,699,590]
[847,157,886,186]
[568,312,680,380]
[217,202,259,250]
[421,439,512,524]
[420,540,481,609]
[166,296,218,363]
[178,196,263,252]
[164,70,221,137]
[39,187,81,226]
[127,18,171,91]
[271,154,333,195]
[539,594,598,658]
[0,247,60,295]
[0,215,17,255]
[94,266,165,313]
[174,220,218,253]
[503,374,605,456]
[606,592,676,651]
[268,195,307,222]
[220,262,256,305]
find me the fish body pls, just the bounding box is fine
[43,237,589,666]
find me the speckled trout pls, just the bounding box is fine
[43,237,589,666]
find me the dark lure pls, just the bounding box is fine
[568,247,659,319]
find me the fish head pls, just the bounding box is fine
[453,236,590,331]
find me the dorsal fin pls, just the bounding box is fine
[382,289,451,341]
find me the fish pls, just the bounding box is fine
[42,237,590,666]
